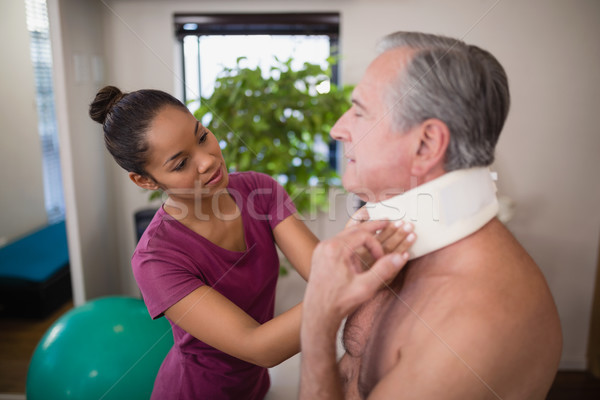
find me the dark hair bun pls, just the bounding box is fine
[89,86,124,124]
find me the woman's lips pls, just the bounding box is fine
[205,165,223,186]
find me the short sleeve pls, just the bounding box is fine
[132,245,205,319]
[244,172,297,230]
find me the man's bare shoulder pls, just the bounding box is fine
[361,219,562,399]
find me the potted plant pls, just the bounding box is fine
[191,56,353,215]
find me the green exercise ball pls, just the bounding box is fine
[26,296,173,400]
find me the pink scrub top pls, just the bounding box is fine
[132,171,296,399]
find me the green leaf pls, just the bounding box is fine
[164,55,352,214]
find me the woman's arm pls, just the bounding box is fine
[164,215,317,368]
[165,285,302,368]
[164,215,410,369]
[272,213,320,280]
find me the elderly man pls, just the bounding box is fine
[300,32,562,399]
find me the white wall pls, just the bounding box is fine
[0,1,48,242]
[487,3,600,368]
[48,0,120,304]
[67,0,600,369]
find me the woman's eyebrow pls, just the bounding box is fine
[163,121,200,166]
[163,151,182,167]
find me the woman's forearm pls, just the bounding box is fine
[244,302,303,368]
[300,313,344,399]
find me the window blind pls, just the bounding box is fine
[25,0,65,223]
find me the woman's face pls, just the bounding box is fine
[142,105,228,203]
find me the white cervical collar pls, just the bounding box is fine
[366,167,499,260]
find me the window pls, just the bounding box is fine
[25,0,65,223]
[175,13,340,170]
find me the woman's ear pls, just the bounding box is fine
[129,172,160,191]
[410,118,450,177]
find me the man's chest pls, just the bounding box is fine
[339,276,430,399]
[340,289,402,398]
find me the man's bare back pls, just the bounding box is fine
[339,219,562,399]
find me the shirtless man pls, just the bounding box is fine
[300,31,562,399]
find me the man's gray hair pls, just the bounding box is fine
[377,32,510,171]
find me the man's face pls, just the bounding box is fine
[331,48,420,202]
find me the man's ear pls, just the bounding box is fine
[129,172,160,191]
[410,118,450,177]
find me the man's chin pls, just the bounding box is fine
[342,179,373,203]
[340,176,355,196]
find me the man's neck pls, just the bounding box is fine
[366,167,499,260]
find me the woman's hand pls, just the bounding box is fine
[304,220,414,326]
[345,206,416,270]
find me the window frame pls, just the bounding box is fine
[174,13,341,170]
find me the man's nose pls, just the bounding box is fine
[330,111,351,142]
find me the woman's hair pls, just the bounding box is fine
[89,86,188,175]
[376,31,510,171]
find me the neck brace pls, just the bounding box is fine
[366,167,499,260]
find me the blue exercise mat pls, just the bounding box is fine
[0,221,69,283]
